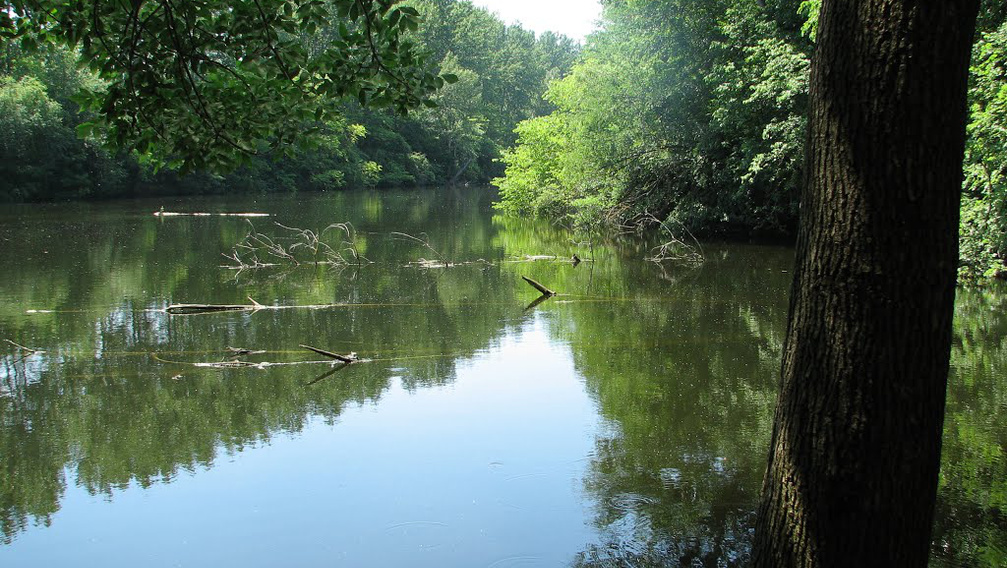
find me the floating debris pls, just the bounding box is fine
[165,297,265,315]
[164,297,363,315]
[155,210,269,217]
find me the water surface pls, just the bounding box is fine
[0,188,1003,566]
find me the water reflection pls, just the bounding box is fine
[0,189,1004,566]
[562,246,791,567]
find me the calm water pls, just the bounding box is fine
[0,188,1003,566]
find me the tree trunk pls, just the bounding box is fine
[751,1,979,566]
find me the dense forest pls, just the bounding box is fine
[3,0,1007,279]
[0,0,578,199]
[495,0,1007,280]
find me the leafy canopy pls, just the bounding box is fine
[1,0,456,171]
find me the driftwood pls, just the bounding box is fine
[521,276,556,297]
[4,339,41,355]
[166,303,260,315]
[521,276,558,312]
[154,210,269,217]
[226,346,266,357]
[165,297,356,315]
[501,254,589,265]
[299,344,358,363]
[153,347,367,371]
[166,296,264,314]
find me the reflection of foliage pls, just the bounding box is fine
[932,285,1007,567]
[0,189,521,543]
[1,190,1006,564]
[559,245,792,566]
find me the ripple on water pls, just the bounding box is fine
[486,555,545,568]
[383,520,449,551]
[608,492,659,513]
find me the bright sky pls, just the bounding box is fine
[469,0,603,42]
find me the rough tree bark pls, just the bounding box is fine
[751,1,980,566]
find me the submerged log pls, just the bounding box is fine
[521,276,556,296]
[166,304,254,315]
[166,297,265,315]
[299,344,358,363]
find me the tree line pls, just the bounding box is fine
[494,0,1007,280]
[0,0,578,202]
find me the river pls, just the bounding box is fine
[0,187,1003,566]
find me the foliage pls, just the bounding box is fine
[495,0,812,236]
[0,73,128,200]
[0,0,579,201]
[494,0,1007,281]
[960,17,1007,279]
[2,0,448,171]
[416,51,486,182]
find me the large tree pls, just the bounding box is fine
[752,0,980,566]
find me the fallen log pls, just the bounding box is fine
[166,297,265,315]
[299,344,358,363]
[166,304,255,315]
[154,210,269,217]
[226,346,266,356]
[521,276,556,296]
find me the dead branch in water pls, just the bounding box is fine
[223,221,371,270]
[392,231,458,268]
[4,339,42,355]
[501,254,589,265]
[154,210,269,218]
[152,349,368,370]
[166,304,256,315]
[166,297,264,315]
[299,344,358,363]
[164,297,365,315]
[521,276,556,297]
[636,213,704,265]
[226,347,266,357]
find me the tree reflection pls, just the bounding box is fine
[0,190,519,544]
[558,245,792,567]
[0,191,1003,564]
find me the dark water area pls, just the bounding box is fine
[0,188,1003,566]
